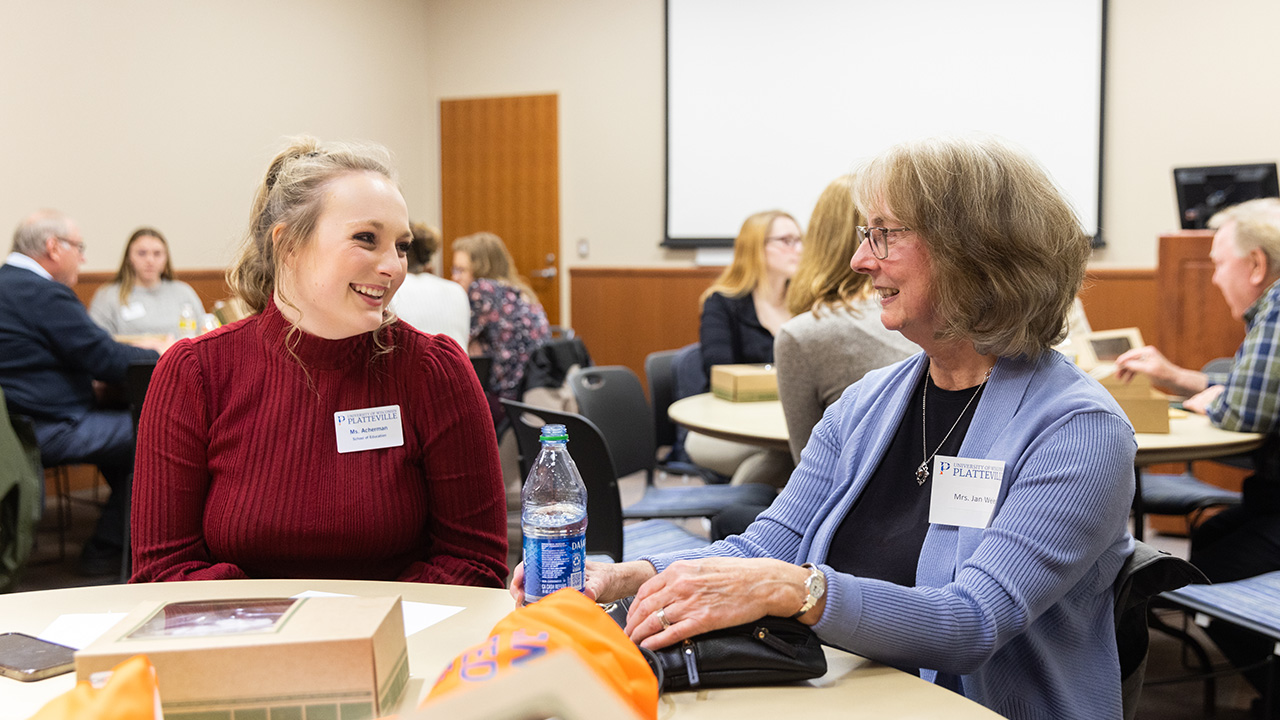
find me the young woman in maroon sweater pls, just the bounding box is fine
[130,138,508,586]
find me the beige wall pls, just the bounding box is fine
[0,0,432,273]
[7,0,1280,315]
[1098,0,1280,267]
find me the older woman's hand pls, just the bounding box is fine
[623,558,813,650]
[508,560,656,606]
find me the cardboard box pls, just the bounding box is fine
[710,364,778,402]
[1093,367,1170,433]
[76,595,408,719]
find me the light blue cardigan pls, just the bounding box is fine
[648,351,1136,720]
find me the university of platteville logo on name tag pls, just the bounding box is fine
[928,456,1005,529]
[334,404,404,454]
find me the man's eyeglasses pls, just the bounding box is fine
[57,237,87,255]
[855,226,911,259]
[766,235,803,249]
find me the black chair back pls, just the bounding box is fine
[1114,540,1208,719]
[566,366,656,482]
[126,360,158,443]
[644,349,680,451]
[469,356,493,390]
[500,399,625,563]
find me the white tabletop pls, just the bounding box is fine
[668,394,789,452]
[669,393,1265,469]
[1134,412,1263,466]
[0,579,1001,720]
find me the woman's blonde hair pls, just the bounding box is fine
[227,136,402,350]
[452,231,536,300]
[700,210,798,305]
[786,176,870,316]
[852,135,1090,358]
[112,227,175,305]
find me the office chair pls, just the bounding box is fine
[501,399,708,562]
[566,366,776,520]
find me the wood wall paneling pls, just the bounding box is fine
[1078,267,1157,340]
[569,267,721,389]
[1147,230,1250,533]
[440,94,561,324]
[1157,230,1243,371]
[72,269,230,318]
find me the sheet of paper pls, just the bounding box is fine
[39,612,128,650]
[290,591,463,637]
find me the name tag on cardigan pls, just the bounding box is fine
[928,456,1003,529]
[120,301,146,321]
[334,404,405,453]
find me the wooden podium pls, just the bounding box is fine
[1149,230,1251,534]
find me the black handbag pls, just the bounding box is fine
[604,596,827,692]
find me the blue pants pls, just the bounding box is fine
[32,410,133,556]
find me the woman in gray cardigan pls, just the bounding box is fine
[775,175,919,462]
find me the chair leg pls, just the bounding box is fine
[1149,608,1217,717]
[53,466,70,562]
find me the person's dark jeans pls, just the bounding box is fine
[31,411,134,560]
[1189,500,1280,700]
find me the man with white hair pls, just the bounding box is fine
[1116,197,1280,710]
[0,210,167,576]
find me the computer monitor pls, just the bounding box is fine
[1174,163,1280,229]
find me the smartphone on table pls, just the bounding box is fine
[0,632,76,682]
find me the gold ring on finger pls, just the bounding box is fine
[656,606,672,630]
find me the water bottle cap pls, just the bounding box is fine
[539,424,568,443]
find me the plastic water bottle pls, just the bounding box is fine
[521,424,588,604]
[177,303,198,338]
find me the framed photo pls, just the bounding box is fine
[1076,327,1144,370]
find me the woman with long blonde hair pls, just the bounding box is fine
[686,210,801,485]
[698,210,801,375]
[775,176,919,460]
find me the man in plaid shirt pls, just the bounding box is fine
[1115,197,1280,708]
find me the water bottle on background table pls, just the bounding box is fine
[177,303,198,339]
[522,423,588,604]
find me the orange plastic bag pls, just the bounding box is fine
[29,655,161,720]
[425,588,657,720]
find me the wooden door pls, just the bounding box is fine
[440,94,560,324]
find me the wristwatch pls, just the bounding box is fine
[791,563,826,619]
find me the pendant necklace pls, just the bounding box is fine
[916,366,992,486]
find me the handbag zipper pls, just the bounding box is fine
[754,626,799,658]
[682,639,700,687]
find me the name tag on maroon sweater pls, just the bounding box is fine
[334,405,405,453]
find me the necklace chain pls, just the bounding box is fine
[916,367,992,486]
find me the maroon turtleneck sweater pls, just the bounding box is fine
[130,301,508,586]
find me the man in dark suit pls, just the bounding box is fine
[0,209,167,575]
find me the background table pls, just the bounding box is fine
[0,579,1001,719]
[670,394,1264,470]
[1134,413,1263,466]
[667,394,788,452]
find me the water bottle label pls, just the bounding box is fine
[522,532,586,602]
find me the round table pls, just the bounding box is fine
[667,394,789,453]
[1134,413,1263,466]
[0,579,1002,720]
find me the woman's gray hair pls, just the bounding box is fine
[852,135,1091,358]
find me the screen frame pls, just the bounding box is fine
[661,0,1110,250]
